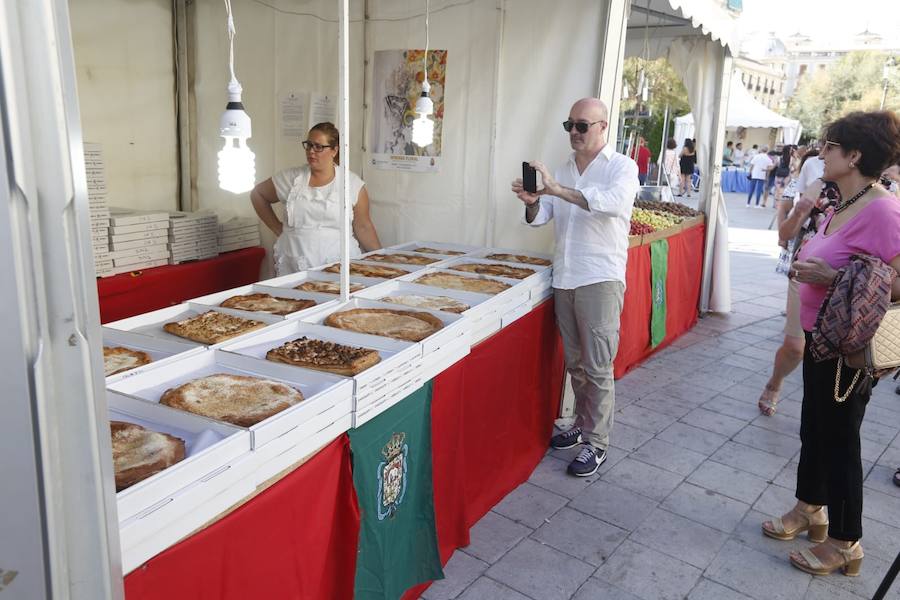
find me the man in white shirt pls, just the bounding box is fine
[511,97,639,477]
[747,146,773,207]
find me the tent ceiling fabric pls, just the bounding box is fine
[625,0,739,57]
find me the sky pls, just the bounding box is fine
[737,0,900,44]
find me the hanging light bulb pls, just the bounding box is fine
[622,80,630,99]
[412,0,434,148]
[637,69,645,97]
[217,0,255,194]
[412,79,435,147]
[218,81,255,194]
[641,84,649,102]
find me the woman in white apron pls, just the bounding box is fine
[250,122,382,275]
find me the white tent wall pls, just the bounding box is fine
[70,0,179,212]
[361,1,498,252]
[488,0,619,252]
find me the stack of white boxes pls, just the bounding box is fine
[218,217,261,253]
[84,143,113,277]
[168,211,219,264]
[108,209,171,274]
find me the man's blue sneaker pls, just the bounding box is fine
[550,427,583,450]
[567,445,606,477]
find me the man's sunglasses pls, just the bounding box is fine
[562,120,605,134]
[302,141,335,152]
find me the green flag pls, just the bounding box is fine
[349,381,443,600]
[650,239,669,348]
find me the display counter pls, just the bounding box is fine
[97,247,266,323]
[721,167,752,193]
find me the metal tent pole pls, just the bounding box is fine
[338,0,351,302]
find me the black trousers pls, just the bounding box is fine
[796,332,871,542]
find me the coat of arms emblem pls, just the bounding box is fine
[376,432,408,520]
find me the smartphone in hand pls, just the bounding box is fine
[522,162,538,193]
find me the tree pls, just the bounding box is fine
[786,51,900,140]
[621,57,691,159]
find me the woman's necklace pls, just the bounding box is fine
[833,182,875,214]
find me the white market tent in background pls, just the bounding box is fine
[673,70,803,148]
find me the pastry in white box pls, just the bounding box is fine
[324,308,443,342]
[363,252,440,266]
[160,373,304,427]
[484,253,552,267]
[381,294,470,314]
[322,262,409,279]
[265,336,381,376]
[111,421,185,491]
[104,346,153,376]
[162,310,266,345]
[219,292,316,316]
[416,272,511,294]
[450,262,536,280]
[412,246,466,256]
[295,280,365,294]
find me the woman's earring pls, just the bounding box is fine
[849,162,855,168]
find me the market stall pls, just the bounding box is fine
[1,0,735,598]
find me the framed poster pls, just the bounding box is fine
[370,49,447,173]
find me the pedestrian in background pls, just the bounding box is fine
[678,139,697,198]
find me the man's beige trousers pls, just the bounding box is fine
[554,281,625,450]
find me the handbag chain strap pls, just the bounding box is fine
[834,356,863,403]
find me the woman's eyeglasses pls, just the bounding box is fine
[562,120,605,134]
[302,141,335,153]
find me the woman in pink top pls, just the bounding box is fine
[762,111,900,577]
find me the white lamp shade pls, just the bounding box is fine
[218,137,255,194]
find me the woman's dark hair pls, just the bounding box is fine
[308,122,341,165]
[666,137,677,150]
[684,139,695,152]
[822,111,900,178]
[780,146,792,169]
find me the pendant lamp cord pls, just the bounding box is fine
[422,0,430,93]
[223,0,241,93]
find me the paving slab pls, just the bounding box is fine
[705,539,812,600]
[630,438,708,476]
[657,422,729,455]
[686,460,769,504]
[571,578,643,600]
[688,578,754,600]
[567,481,658,532]
[680,407,749,438]
[455,577,532,600]
[661,482,750,533]
[493,482,568,529]
[615,404,678,434]
[486,539,594,600]
[422,551,489,600]
[463,511,532,564]
[732,425,801,459]
[709,441,790,480]
[594,539,702,600]
[530,506,628,566]
[629,508,729,569]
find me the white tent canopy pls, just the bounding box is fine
[674,71,802,145]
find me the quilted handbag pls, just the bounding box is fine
[845,303,900,371]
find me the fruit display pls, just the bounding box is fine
[634,199,701,218]
[631,207,679,230]
[630,222,654,236]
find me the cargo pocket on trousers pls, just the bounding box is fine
[588,325,619,369]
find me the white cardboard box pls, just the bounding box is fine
[311,260,427,280]
[398,267,531,319]
[187,283,338,320]
[109,208,170,226]
[111,230,170,244]
[102,327,205,383]
[301,296,468,356]
[354,280,495,319]
[388,240,482,256]
[257,269,381,295]
[108,349,354,449]
[109,392,251,522]
[358,249,452,269]
[105,304,283,348]
[109,221,170,235]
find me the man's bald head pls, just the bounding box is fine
[567,97,609,155]
[570,97,608,123]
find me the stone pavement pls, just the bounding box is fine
[422,193,900,600]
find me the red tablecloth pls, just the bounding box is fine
[123,435,359,600]
[614,223,705,378]
[403,300,566,599]
[97,247,266,323]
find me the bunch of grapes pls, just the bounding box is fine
[630,222,655,235]
[631,207,679,230]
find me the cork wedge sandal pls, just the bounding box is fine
[762,506,828,543]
